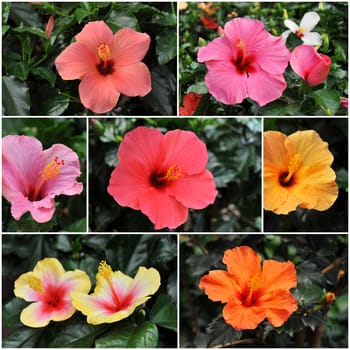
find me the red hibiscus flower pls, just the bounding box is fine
[107,127,217,230]
[179,92,203,116]
[55,21,151,114]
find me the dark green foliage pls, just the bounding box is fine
[89,118,261,232]
[179,2,348,115]
[2,234,177,348]
[2,2,176,116]
[180,234,348,347]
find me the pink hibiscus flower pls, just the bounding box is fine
[55,21,151,114]
[14,258,91,328]
[2,135,83,223]
[197,18,290,106]
[290,45,331,86]
[107,126,217,230]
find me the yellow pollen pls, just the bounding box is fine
[165,165,182,181]
[235,38,246,50]
[98,260,113,280]
[97,43,111,62]
[284,154,303,182]
[28,276,44,293]
[295,27,305,38]
[41,156,64,181]
[245,273,263,304]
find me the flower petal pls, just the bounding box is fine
[306,53,331,86]
[197,36,233,63]
[79,73,120,113]
[284,19,298,32]
[55,42,96,80]
[302,32,322,46]
[223,301,266,330]
[300,12,320,32]
[20,302,55,328]
[111,62,151,97]
[262,260,297,292]
[41,144,83,196]
[112,28,150,66]
[281,29,291,42]
[34,258,66,285]
[222,246,261,290]
[199,270,236,303]
[290,45,321,81]
[264,131,289,175]
[60,270,91,294]
[14,272,42,302]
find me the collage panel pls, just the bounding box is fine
[2,117,86,232]
[2,2,177,116]
[180,233,348,347]
[263,117,348,232]
[179,2,348,116]
[89,118,261,232]
[2,233,177,348]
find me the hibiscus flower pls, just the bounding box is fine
[199,246,298,330]
[197,17,290,106]
[282,12,322,46]
[264,130,338,214]
[14,258,91,328]
[107,126,217,230]
[55,21,151,114]
[71,261,160,325]
[179,92,203,116]
[2,135,83,223]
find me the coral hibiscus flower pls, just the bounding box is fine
[107,126,217,230]
[14,258,91,328]
[197,18,290,106]
[55,21,151,114]
[71,261,160,325]
[264,130,338,214]
[2,135,83,223]
[199,246,298,330]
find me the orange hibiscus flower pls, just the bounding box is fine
[264,130,338,214]
[199,246,297,330]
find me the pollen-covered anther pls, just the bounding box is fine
[41,156,64,181]
[295,28,305,38]
[28,276,44,293]
[164,165,182,181]
[97,43,111,62]
[285,153,303,182]
[98,260,113,280]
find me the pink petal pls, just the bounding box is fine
[75,21,114,53]
[197,36,233,63]
[110,62,151,97]
[307,53,331,86]
[79,73,120,113]
[2,135,43,200]
[41,144,83,196]
[55,42,96,80]
[139,187,188,229]
[204,61,248,105]
[168,170,217,209]
[112,28,151,66]
[290,45,320,81]
[247,70,287,106]
[161,130,209,175]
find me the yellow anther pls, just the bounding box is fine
[97,43,111,62]
[29,276,44,293]
[295,28,305,38]
[284,154,303,182]
[41,156,64,181]
[98,260,113,280]
[165,165,182,181]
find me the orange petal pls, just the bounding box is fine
[222,246,261,290]
[262,260,297,292]
[199,270,235,303]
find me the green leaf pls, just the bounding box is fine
[295,284,324,305]
[2,298,27,327]
[2,24,10,35]
[156,29,177,65]
[187,81,208,94]
[12,25,47,38]
[206,316,242,347]
[40,94,70,116]
[301,310,325,331]
[9,2,41,27]
[31,67,56,87]
[106,11,139,31]
[336,168,348,190]
[95,321,158,348]
[2,327,43,348]
[149,294,177,331]
[2,75,30,116]
[312,89,340,115]
[75,8,89,24]
[7,61,30,81]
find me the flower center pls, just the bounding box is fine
[232,38,256,76]
[243,273,263,306]
[279,154,303,187]
[29,276,44,293]
[41,156,64,181]
[97,43,114,75]
[151,165,182,187]
[98,260,113,280]
[295,28,305,38]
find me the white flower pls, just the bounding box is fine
[282,11,322,46]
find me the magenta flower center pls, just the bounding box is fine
[97,43,114,75]
[232,39,256,76]
[151,165,182,188]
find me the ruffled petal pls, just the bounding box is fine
[14,272,41,302]
[60,270,91,294]
[262,260,297,292]
[55,42,96,80]
[20,302,54,328]
[199,270,236,303]
[197,36,233,63]
[112,28,150,65]
[264,131,289,175]
[34,258,65,285]
[110,62,151,97]
[299,12,320,32]
[79,73,120,113]
[41,144,83,196]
